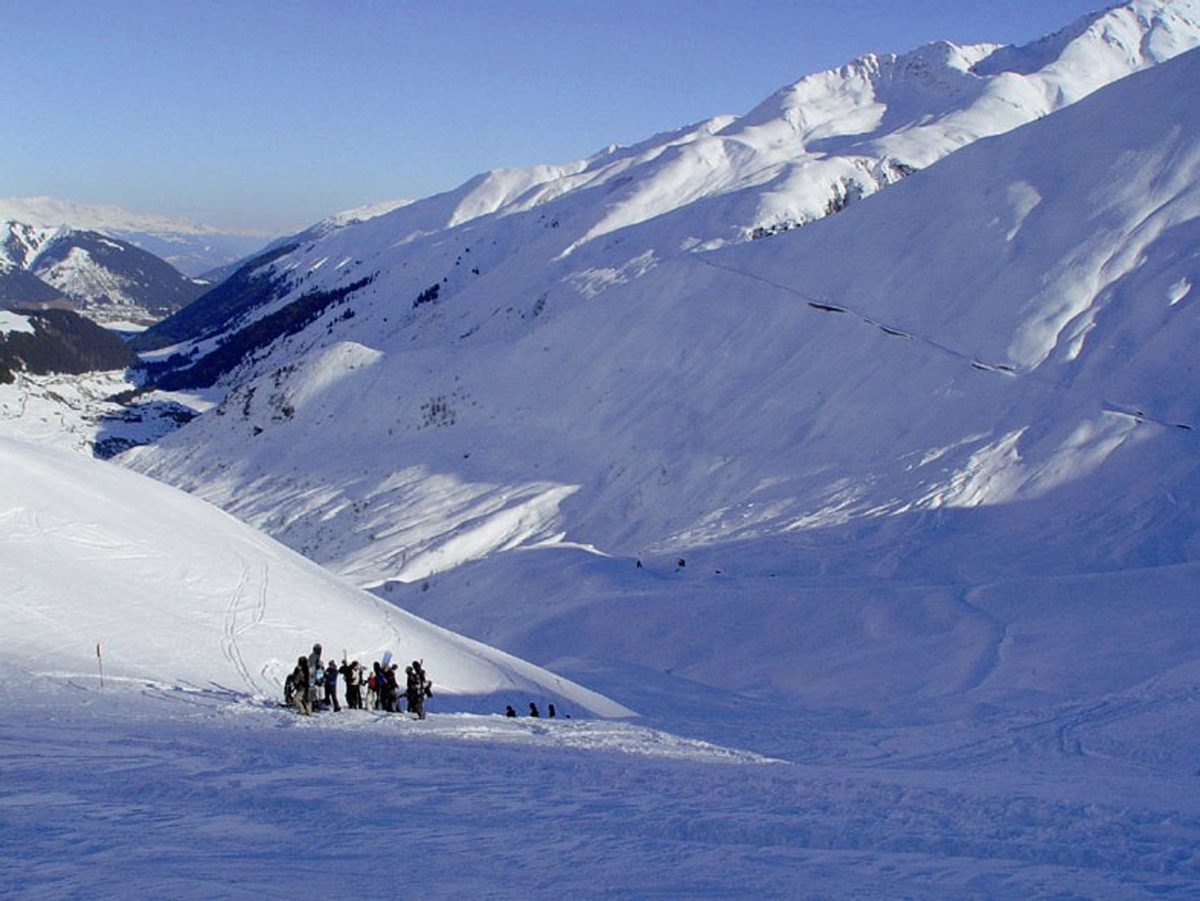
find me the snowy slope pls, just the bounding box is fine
[5,8,1200,898]
[3,407,1198,900]
[0,436,629,716]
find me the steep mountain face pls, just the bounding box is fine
[0,197,272,277]
[122,2,1200,598]
[0,222,209,329]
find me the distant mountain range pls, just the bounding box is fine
[0,197,409,342]
[0,222,213,329]
[0,197,273,277]
[0,207,269,378]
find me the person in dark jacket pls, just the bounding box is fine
[383,664,401,713]
[307,643,323,711]
[323,659,340,711]
[406,662,432,720]
[292,656,311,715]
[370,662,384,710]
[340,660,363,710]
[404,666,421,718]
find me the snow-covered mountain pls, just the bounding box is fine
[7,4,1200,896]
[123,1,1200,596]
[0,196,273,276]
[1,221,210,329]
[124,0,1193,281]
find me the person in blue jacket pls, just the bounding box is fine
[323,658,341,711]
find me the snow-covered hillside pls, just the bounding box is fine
[3,390,1198,899]
[111,44,1200,732]
[127,0,1194,274]
[0,436,627,716]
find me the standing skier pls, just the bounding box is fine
[341,659,363,710]
[307,643,324,711]
[406,661,432,720]
[292,656,311,715]
[323,658,341,711]
[382,664,400,713]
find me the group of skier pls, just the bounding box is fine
[505,702,557,718]
[284,642,432,719]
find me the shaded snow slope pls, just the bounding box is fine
[5,666,1198,900]
[0,437,630,717]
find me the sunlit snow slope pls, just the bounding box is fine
[0,437,630,716]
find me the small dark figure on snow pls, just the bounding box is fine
[528,702,540,718]
[307,643,324,710]
[383,664,401,712]
[406,661,432,720]
[371,662,384,710]
[291,656,312,715]
[547,704,556,718]
[323,659,340,711]
[340,660,364,709]
[505,705,517,717]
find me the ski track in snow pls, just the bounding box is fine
[693,252,1199,436]
[692,252,1017,378]
[221,561,269,695]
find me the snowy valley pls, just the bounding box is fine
[3,2,1200,897]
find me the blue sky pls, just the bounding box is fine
[2,0,1106,233]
